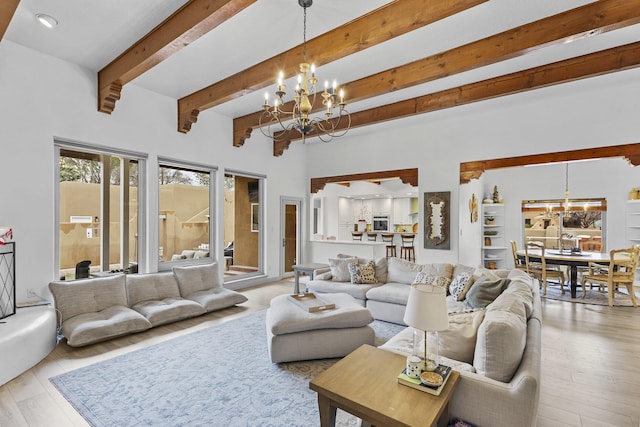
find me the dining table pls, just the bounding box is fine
[516,249,611,298]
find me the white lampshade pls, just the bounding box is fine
[403,284,449,332]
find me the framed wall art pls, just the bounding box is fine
[424,191,450,250]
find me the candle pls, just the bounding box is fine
[277,71,284,90]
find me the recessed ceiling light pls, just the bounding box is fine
[35,13,58,29]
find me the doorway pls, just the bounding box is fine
[281,197,302,278]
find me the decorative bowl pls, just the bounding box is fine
[484,230,498,236]
[420,371,443,387]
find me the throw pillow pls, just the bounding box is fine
[452,263,475,278]
[358,256,387,283]
[387,257,423,284]
[329,257,357,282]
[449,272,474,301]
[456,275,477,302]
[422,263,454,280]
[464,277,511,309]
[472,266,499,281]
[348,261,378,284]
[429,310,486,364]
[193,250,209,259]
[172,262,221,296]
[412,272,451,289]
[473,309,526,382]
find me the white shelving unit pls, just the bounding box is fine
[481,203,506,269]
[626,200,640,246]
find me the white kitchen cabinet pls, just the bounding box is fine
[352,199,372,223]
[372,198,391,215]
[338,197,353,224]
[392,198,411,224]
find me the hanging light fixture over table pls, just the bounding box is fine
[564,162,571,216]
[259,0,351,143]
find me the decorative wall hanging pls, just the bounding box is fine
[469,193,478,223]
[424,192,450,250]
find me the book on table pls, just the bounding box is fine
[397,364,452,396]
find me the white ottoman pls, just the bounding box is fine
[266,293,375,363]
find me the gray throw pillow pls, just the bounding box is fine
[465,277,511,309]
[329,257,357,282]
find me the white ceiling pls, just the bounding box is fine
[4,0,640,122]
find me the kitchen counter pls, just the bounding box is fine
[309,239,386,263]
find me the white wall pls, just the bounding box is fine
[0,41,308,301]
[2,39,640,301]
[302,67,640,265]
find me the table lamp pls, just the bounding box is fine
[403,284,449,371]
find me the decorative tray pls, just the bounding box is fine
[287,293,336,313]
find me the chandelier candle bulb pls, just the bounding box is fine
[258,0,351,143]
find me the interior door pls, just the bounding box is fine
[281,198,302,277]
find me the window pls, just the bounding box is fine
[158,160,214,267]
[223,172,264,281]
[522,198,606,250]
[56,141,146,279]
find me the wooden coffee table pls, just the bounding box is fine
[309,344,460,427]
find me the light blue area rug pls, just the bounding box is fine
[50,310,404,427]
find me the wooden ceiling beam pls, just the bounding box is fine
[311,169,419,194]
[234,0,640,150]
[279,41,640,155]
[179,0,488,133]
[460,143,640,184]
[0,0,19,41]
[97,0,256,114]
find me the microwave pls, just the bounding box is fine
[372,215,390,232]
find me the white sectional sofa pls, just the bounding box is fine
[306,255,541,427]
[49,262,247,347]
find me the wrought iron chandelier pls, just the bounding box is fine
[259,0,351,143]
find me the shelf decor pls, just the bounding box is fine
[481,204,506,269]
[469,193,478,223]
[424,191,450,250]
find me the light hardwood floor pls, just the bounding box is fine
[0,280,638,427]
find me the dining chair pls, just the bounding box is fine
[367,232,378,242]
[510,240,528,273]
[580,239,603,252]
[581,246,639,307]
[351,232,363,241]
[400,233,415,261]
[577,239,605,288]
[381,233,396,258]
[524,240,566,295]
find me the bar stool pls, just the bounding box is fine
[351,232,363,241]
[381,233,396,258]
[400,233,416,261]
[367,233,378,242]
